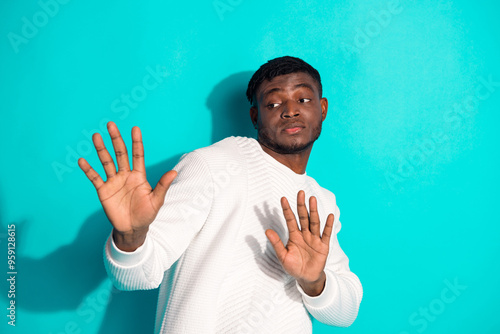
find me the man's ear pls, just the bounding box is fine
[250,106,258,129]
[320,97,328,122]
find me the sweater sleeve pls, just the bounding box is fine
[295,204,363,327]
[102,150,214,291]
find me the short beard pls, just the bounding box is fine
[257,121,322,155]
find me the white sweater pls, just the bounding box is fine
[103,136,363,334]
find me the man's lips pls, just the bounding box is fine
[282,123,305,134]
[284,127,303,134]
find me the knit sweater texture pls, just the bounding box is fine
[103,136,363,333]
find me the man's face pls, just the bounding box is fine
[250,72,328,154]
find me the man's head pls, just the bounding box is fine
[247,56,328,155]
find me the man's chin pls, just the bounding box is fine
[258,126,322,155]
[261,137,314,155]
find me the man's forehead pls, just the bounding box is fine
[257,72,319,98]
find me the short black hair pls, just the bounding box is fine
[246,56,322,106]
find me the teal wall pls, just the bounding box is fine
[1,0,499,333]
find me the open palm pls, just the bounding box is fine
[265,190,334,284]
[78,122,177,243]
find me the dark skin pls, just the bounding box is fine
[250,72,334,296]
[250,72,328,174]
[78,71,334,298]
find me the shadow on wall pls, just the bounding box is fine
[207,71,256,142]
[0,71,255,334]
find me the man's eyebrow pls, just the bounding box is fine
[261,87,282,100]
[261,83,316,100]
[293,83,315,93]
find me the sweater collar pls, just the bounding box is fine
[248,137,309,181]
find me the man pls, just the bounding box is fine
[78,56,363,333]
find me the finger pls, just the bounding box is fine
[296,190,309,232]
[309,196,321,236]
[321,213,335,246]
[131,126,145,173]
[92,132,117,179]
[265,229,287,263]
[281,196,299,234]
[78,157,104,190]
[107,121,130,172]
[151,170,178,208]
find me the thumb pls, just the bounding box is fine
[151,170,177,207]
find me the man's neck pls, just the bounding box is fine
[258,141,312,175]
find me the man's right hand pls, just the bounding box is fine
[78,121,177,252]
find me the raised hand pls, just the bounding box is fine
[265,190,334,296]
[78,121,177,251]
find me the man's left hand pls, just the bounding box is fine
[266,190,335,297]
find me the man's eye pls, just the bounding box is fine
[299,98,312,103]
[267,103,280,108]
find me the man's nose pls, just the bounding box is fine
[281,101,300,118]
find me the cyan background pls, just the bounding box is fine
[1,0,499,333]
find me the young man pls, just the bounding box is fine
[79,56,363,333]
